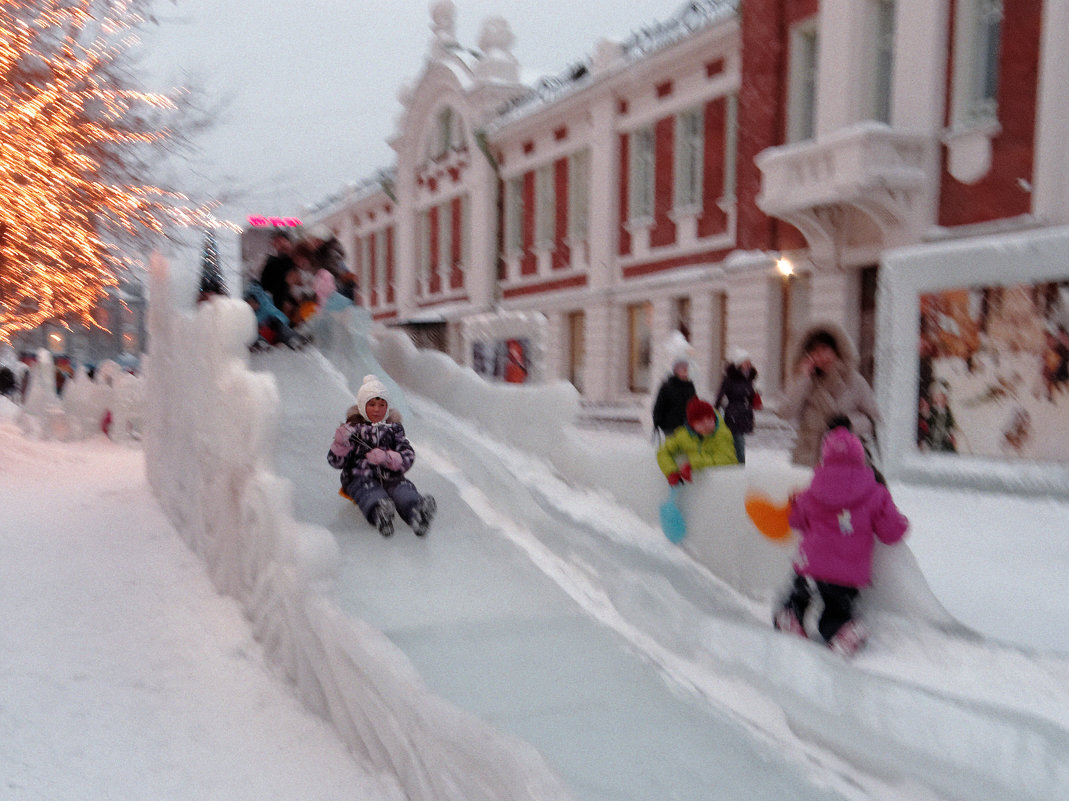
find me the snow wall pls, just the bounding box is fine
[141,256,572,801]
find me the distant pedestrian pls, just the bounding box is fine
[714,349,760,463]
[652,358,696,439]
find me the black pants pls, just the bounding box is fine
[782,573,859,642]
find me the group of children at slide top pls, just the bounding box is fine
[328,321,907,656]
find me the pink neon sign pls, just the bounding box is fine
[247,215,303,228]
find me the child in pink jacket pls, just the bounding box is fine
[773,426,909,655]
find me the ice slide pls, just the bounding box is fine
[252,335,1069,801]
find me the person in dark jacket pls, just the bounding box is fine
[327,374,436,537]
[714,349,759,463]
[257,230,298,321]
[652,358,696,439]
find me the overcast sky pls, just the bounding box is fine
[139,0,687,244]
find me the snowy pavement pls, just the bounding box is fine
[0,417,403,801]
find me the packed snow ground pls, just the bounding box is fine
[0,405,403,801]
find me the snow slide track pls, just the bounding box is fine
[258,342,1069,801]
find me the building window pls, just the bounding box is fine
[429,106,466,160]
[627,302,652,393]
[418,211,431,287]
[567,149,590,243]
[723,94,738,203]
[535,164,556,248]
[437,200,452,274]
[952,0,1002,127]
[504,176,524,257]
[378,229,391,301]
[460,194,470,273]
[675,107,704,212]
[628,126,655,223]
[567,310,585,391]
[675,296,691,341]
[361,236,373,302]
[787,21,819,142]
[872,0,895,123]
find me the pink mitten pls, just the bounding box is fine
[366,447,387,465]
[384,450,404,471]
[330,424,354,457]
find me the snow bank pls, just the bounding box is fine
[18,350,144,442]
[141,256,571,801]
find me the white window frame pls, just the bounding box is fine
[787,20,819,143]
[628,126,655,224]
[674,106,704,213]
[951,0,1003,129]
[567,149,590,243]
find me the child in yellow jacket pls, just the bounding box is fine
[657,397,738,484]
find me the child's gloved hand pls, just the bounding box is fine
[366,447,387,465]
[331,424,355,456]
[667,463,692,485]
[383,450,404,471]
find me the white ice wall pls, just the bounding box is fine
[141,256,571,801]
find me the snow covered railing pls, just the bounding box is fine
[141,256,571,801]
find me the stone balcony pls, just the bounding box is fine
[755,123,934,262]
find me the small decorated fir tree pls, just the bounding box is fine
[197,230,227,300]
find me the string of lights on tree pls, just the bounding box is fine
[0,0,232,344]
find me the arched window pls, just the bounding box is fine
[428,106,467,160]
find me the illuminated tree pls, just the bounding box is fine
[0,0,221,343]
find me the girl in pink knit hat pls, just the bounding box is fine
[773,425,909,655]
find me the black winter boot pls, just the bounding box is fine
[410,495,436,537]
[372,499,396,537]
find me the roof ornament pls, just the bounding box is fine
[429,0,458,60]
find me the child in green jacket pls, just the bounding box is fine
[657,397,738,484]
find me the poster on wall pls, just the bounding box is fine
[917,280,1069,462]
[472,337,530,383]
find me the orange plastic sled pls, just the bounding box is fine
[744,491,794,541]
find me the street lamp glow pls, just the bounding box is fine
[776,257,794,277]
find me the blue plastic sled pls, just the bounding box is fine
[660,485,687,543]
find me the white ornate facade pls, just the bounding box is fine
[308,0,1066,404]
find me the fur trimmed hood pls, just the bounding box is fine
[791,320,860,369]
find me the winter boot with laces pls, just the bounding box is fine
[372,499,396,538]
[773,606,808,639]
[410,495,437,537]
[827,619,868,657]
